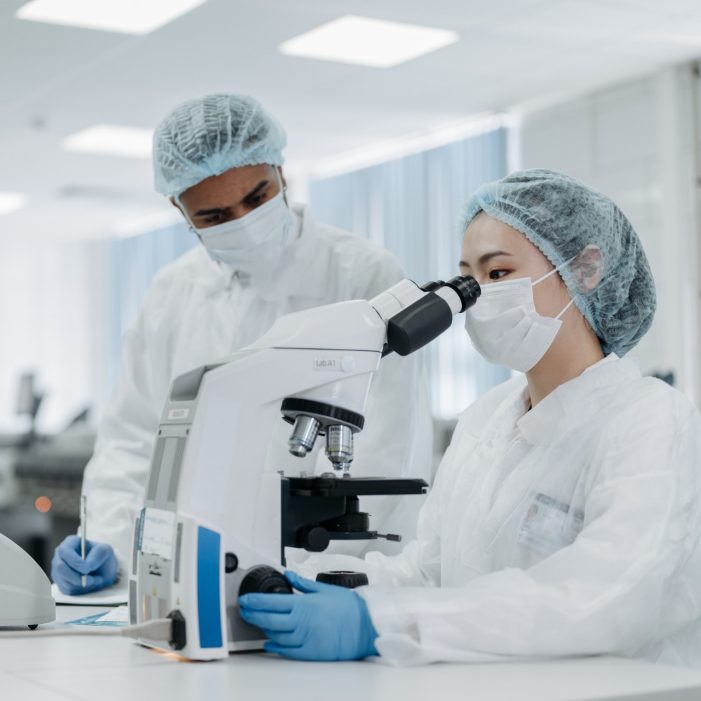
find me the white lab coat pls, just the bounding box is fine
[82,205,433,574]
[298,355,701,666]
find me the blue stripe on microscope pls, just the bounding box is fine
[197,526,223,649]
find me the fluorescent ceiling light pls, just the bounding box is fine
[279,15,459,68]
[15,0,205,35]
[62,125,153,159]
[0,193,28,216]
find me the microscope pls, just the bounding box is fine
[130,275,480,660]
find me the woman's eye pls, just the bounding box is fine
[489,269,509,280]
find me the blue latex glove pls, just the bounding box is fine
[51,535,118,595]
[239,570,378,661]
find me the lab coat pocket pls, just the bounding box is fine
[516,492,584,558]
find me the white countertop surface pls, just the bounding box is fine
[1,605,701,701]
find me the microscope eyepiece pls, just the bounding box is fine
[443,275,481,312]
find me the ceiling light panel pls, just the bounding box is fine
[62,125,153,159]
[279,15,459,68]
[16,0,205,35]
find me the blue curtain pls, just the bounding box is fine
[107,223,196,387]
[309,128,510,417]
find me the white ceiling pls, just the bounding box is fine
[3,0,701,241]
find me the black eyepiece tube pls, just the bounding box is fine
[443,275,481,312]
[384,275,481,357]
[385,292,451,356]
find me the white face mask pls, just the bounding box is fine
[181,176,294,275]
[464,262,575,372]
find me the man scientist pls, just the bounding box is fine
[51,93,432,594]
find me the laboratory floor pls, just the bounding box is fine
[2,605,701,701]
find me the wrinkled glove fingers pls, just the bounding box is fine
[239,593,296,612]
[84,543,114,570]
[264,628,308,648]
[239,608,296,633]
[284,571,326,594]
[58,542,93,574]
[83,573,114,593]
[51,559,85,594]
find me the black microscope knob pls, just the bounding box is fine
[225,552,238,573]
[316,571,369,589]
[239,566,293,596]
[299,526,330,552]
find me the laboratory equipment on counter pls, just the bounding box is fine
[16,372,44,443]
[0,532,55,628]
[0,371,45,511]
[7,416,96,573]
[0,436,19,510]
[13,420,95,518]
[131,275,480,660]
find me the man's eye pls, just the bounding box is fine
[489,269,509,280]
[247,192,267,207]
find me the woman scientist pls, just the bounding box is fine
[239,169,701,666]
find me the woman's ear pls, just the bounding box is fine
[571,245,603,292]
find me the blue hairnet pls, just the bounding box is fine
[463,169,656,357]
[153,94,287,197]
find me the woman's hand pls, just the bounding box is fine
[239,570,378,661]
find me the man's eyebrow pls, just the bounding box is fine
[194,206,227,216]
[193,180,271,217]
[460,250,513,268]
[242,180,270,201]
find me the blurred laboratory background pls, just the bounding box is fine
[1,0,700,572]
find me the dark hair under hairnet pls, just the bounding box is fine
[463,169,656,356]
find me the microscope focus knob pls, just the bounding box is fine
[238,566,293,597]
[316,571,369,589]
[299,526,330,553]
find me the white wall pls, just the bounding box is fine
[518,65,701,405]
[0,240,110,432]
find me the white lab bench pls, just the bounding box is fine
[2,605,701,701]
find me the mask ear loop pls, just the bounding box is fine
[532,255,577,320]
[555,297,575,320]
[175,194,202,238]
[275,167,289,206]
[532,254,578,286]
[176,195,222,275]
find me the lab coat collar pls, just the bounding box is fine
[515,354,640,445]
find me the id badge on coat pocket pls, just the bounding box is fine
[517,493,584,557]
